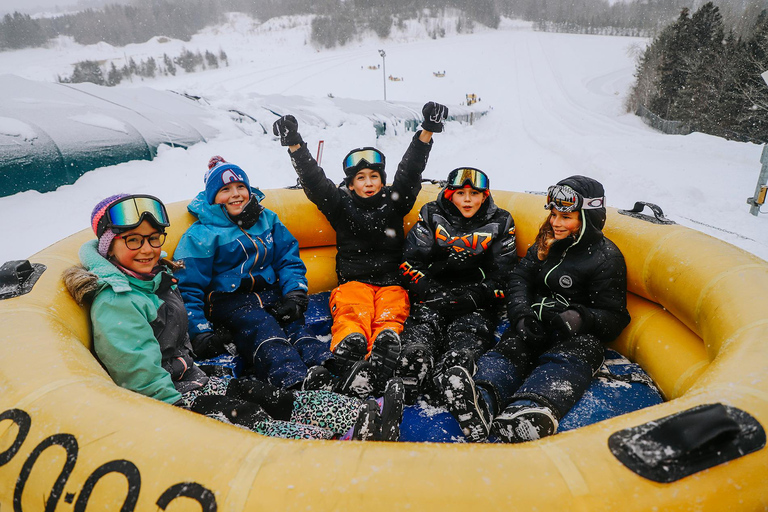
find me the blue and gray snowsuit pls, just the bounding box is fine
[474,175,631,420]
[173,188,331,389]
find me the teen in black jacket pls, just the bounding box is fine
[441,175,630,443]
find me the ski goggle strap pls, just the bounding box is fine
[343,148,385,172]
[544,185,605,212]
[98,195,170,235]
[446,167,490,192]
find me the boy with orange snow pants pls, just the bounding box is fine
[273,101,447,392]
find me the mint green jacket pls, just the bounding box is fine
[79,240,182,404]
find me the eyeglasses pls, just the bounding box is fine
[343,148,385,172]
[446,167,489,192]
[544,185,605,212]
[114,232,167,250]
[98,195,170,236]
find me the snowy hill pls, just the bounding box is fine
[0,14,766,263]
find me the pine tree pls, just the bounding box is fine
[107,62,123,86]
[674,3,726,131]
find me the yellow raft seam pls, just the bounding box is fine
[699,384,768,409]
[10,377,101,410]
[640,229,680,303]
[716,318,768,354]
[623,306,666,360]
[0,306,84,341]
[541,443,590,508]
[223,435,276,509]
[673,361,709,398]
[693,264,767,329]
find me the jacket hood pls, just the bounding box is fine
[556,175,606,233]
[188,187,266,226]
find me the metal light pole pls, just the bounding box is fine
[379,49,386,101]
[748,71,768,215]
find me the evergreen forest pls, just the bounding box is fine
[628,2,768,143]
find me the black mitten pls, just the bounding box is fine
[515,317,546,344]
[422,288,452,312]
[421,101,448,133]
[550,309,584,338]
[444,287,484,315]
[272,115,303,146]
[191,327,234,360]
[270,290,309,323]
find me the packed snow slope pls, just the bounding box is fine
[1,15,766,263]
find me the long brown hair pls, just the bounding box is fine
[535,214,556,261]
[535,211,581,261]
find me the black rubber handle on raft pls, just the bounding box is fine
[0,260,46,300]
[608,403,766,483]
[618,201,676,225]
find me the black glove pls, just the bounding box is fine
[550,309,583,338]
[421,101,448,133]
[515,317,546,344]
[270,290,309,323]
[192,327,234,360]
[421,288,450,309]
[424,287,482,316]
[272,115,303,146]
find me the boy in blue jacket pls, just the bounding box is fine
[174,157,340,392]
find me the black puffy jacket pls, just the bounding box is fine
[400,187,517,302]
[507,175,630,344]
[289,132,433,287]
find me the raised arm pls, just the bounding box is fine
[273,115,343,218]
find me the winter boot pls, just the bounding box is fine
[302,365,335,392]
[336,359,376,399]
[395,343,433,405]
[441,366,492,442]
[369,329,402,394]
[492,401,558,443]
[379,377,405,442]
[351,399,382,441]
[433,349,477,387]
[190,394,271,429]
[327,332,368,376]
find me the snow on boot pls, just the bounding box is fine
[441,366,491,442]
[395,343,433,405]
[433,349,477,387]
[351,399,382,441]
[336,360,376,399]
[370,329,402,393]
[379,377,405,442]
[328,332,368,376]
[492,402,558,443]
[302,365,335,391]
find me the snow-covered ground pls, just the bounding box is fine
[1,14,767,264]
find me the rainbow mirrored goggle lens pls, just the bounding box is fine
[544,185,605,212]
[446,167,490,191]
[105,195,170,232]
[343,149,385,172]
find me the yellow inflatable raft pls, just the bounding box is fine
[1,185,766,511]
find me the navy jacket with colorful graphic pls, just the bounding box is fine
[400,187,517,302]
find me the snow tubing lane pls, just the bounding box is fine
[1,185,767,511]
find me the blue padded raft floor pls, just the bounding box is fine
[200,292,664,443]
